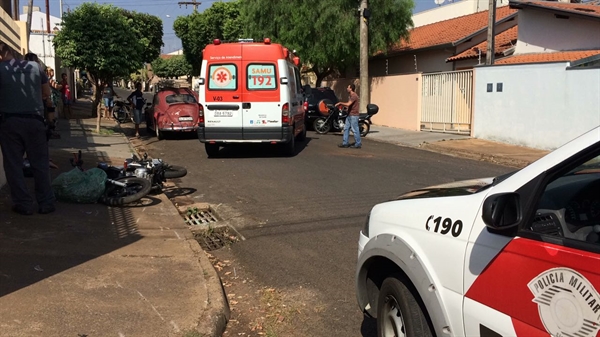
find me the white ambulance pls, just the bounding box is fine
[196,38,307,157]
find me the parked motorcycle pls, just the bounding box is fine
[116,153,188,193]
[70,150,152,206]
[312,99,379,136]
[113,99,134,124]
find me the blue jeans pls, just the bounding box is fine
[343,115,361,147]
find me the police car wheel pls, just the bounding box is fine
[377,275,433,337]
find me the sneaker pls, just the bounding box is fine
[351,144,362,149]
[12,205,33,216]
[135,133,141,139]
[338,143,350,148]
[38,204,56,214]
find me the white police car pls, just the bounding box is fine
[356,127,600,337]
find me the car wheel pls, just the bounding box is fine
[205,143,220,158]
[377,275,433,337]
[155,119,164,140]
[145,113,153,132]
[296,123,307,141]
[283,130,295,156]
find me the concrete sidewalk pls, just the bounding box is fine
[0,100,229,337]
[367,125,550,168]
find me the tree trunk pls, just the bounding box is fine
[314,67,334,88]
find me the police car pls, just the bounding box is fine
[356,127,600,337]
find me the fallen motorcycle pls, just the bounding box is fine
[70,150,152,206]
[111,152,187,193]
[313,99,379,136]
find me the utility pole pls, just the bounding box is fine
[485,0,497,65]
[12,0,19,20]
[359,0,370,112]
[45,0,50,33]
[25,0,33,52]
[59,0,63,18]
[178,0,201,11]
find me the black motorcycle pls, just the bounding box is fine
[70,150,152,206]
[312,99,379,136]
[113,99,133,124]
[117,153,188,193]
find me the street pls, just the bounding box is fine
[117,86,515,337]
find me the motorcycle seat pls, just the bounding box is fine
[359,113,369,118]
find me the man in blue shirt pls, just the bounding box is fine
[0,42,55,215]
[127,82,145,138]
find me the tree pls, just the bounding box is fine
[53,3,147,129]
[241,0,414,86]
[174,0,243,76]
[120,10,164,63]
[151,55,192,79]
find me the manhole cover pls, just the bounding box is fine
[183,208,218,226]
[194,227,238,251]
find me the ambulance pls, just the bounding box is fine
[356,126,600,337]
[196,38,307,157]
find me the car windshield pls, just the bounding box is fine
[164,93,197,104]
[311,89,338,103]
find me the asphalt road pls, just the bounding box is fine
[116,87,513,336]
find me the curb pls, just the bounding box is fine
[117,126,231,337]
[421,143,534,169]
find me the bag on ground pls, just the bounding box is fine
[51,168,107,203]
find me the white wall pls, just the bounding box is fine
[28,33,58,70]
[412,0,509,27]
[515,10,600,54]
[473,63,600,150]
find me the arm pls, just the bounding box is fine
[337,94,357,108]
[40,69,51,106]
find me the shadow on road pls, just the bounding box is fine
[206,137,314,159]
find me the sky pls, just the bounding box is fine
[32,0,446,54]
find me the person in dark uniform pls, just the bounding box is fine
[0,42,55,215]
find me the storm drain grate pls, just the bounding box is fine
[183,209,218,226]
[194,227,238,251]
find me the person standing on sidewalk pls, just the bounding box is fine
[102,81,119,120]
[0,42,55,215]
[336,84,362,149]
[60,73,72,119]
[127,82,145,138]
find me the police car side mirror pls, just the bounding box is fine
[482,192,522,230]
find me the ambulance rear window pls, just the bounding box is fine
[247,64,277,90]
[208,64,237,91]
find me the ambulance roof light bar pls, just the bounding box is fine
[238,38,254,43]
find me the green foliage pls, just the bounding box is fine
[152,55,192,79]
[241,0,414,85]
[174,0,243,76]
[120,10,164,63]
[53,3,145,81]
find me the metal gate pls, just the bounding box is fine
[421,70,473,134]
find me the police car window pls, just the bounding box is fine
[525,153,600,249]
[247,64,277,90]
[208,64,237,91]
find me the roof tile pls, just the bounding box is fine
[496,50,600,64]
[511,1,600,18]
[447,26,518,62]
[390,6,517,53]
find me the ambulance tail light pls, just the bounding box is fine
[213,39,221,45]
[282,103,290,125]
[198,104,205,126]
[303,101,308,113]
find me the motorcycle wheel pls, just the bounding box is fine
[100,177,152,206]
[313,117,331,134]
[164,165,187,179]
[359,121,370,137]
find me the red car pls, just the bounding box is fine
[145,87,201,140]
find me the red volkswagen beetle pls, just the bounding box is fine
[145,87,201,140]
